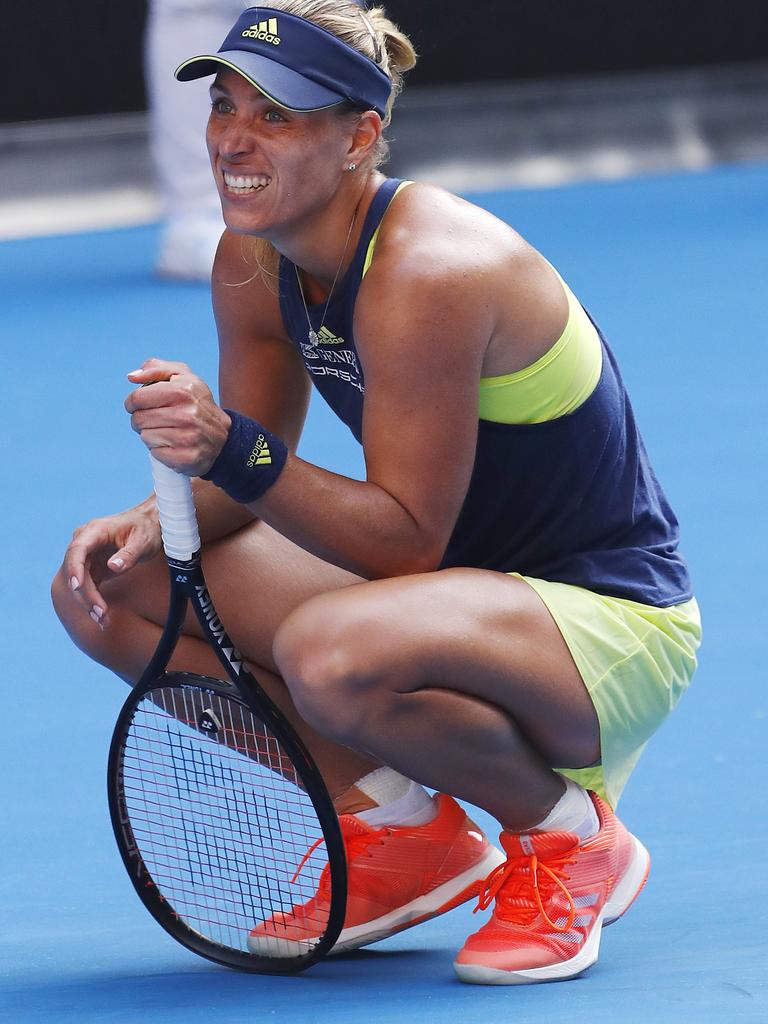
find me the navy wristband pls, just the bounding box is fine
[201,409,288,503]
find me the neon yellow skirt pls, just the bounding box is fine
[511,574,702,808]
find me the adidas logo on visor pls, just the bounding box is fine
[242,18,280,45]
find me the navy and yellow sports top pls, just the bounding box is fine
[278,177,692,608]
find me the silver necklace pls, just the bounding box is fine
[295,203,359,348]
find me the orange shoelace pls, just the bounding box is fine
[474,849,578,932]
[290,826,391,891]
[291,836,327,886]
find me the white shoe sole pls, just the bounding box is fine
[331,843,506,954]
[248,843,505,959]
[604,833,651,925]
[454,833,650,985]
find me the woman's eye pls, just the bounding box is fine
[265,110,286,123]
[211,98,232,114]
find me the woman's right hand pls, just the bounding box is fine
[62,500,162,629]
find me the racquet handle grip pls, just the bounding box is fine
[149,455,201,561]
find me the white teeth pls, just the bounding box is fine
[223,171,271,190]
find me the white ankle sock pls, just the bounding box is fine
[531,777,599,842]
[354,768,437,828]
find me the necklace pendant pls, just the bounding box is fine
[308,328,319,347]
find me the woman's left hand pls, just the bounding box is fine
[125,357,231,477]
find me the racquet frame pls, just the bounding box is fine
[107,511,347,973]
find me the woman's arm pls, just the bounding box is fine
[233,192,566,578]
[128,238,486,579]
[237,247,490,578]
[128,208,556,581]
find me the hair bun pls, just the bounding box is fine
[366,6,417,78]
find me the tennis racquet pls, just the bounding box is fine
[107,454,347,973]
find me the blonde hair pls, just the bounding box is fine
[233,1,417,287]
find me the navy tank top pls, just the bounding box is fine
[278,177,692,607]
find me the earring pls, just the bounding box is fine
[347,163,357,172]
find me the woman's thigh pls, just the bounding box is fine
[101,518,363,674]
[276,567,602,770]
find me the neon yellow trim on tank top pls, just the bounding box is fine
[362,181,414,278]
[479,269,603,424]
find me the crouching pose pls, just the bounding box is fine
[53,1,700,984]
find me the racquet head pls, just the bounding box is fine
[109,669,347,973]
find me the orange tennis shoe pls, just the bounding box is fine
[454,793,650,985]
[248,793,504,956]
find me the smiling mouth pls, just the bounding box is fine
[223,171,272,195]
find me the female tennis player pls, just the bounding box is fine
[52,1,701,984]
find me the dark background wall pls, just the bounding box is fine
[2,2,148,122]
[2,1,766,123]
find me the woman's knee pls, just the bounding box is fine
[51,564,103,665]
[51,563,128,665]
[273,596,384,741]
[52,563,84,637]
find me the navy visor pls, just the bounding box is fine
[175,7,391,118]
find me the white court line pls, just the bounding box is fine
[409,144,716,195]
[0,187,162,241]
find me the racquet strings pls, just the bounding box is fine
[119,683,330,957]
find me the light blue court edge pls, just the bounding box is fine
[0,163,766,1022]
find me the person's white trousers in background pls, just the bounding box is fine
[146,0,245,279]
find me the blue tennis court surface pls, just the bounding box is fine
[1,163,766,1022]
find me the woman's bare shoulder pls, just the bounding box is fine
[362,181,570,372]
[369,180,546,292]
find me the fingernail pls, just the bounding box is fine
[127,369,143,376]
[90,611,103,630]
[70,576,79,591]
[109,557,125,570]
[92,605,104,620]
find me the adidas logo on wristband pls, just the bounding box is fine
[247,435,273,468]
[203,409,287,504]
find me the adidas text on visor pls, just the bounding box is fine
[175,7,392,118]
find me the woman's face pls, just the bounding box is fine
[206,69,356,238]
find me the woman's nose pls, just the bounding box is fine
[218,118,257,160]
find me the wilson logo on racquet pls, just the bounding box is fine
[195,584,243,674]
